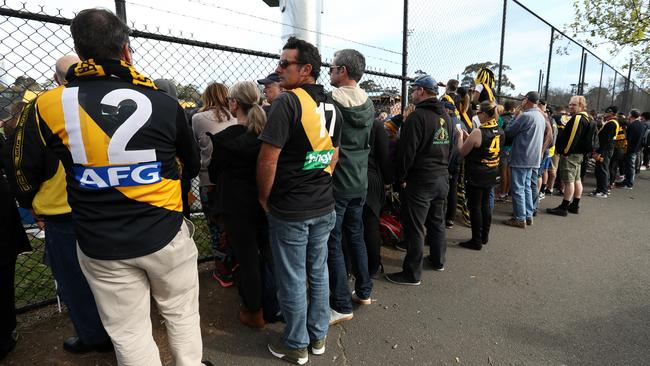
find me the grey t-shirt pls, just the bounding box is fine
[505,108,545,168]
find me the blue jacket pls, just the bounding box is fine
[505,108,545,168]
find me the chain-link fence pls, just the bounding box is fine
[1,0,650,312]
[0,2,404,312]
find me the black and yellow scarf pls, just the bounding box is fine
[66,59,157,90]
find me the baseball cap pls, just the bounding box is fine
[410,74,438,93]
[525,91,540,104]
[257,72,280,85]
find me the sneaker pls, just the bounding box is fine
[502,218,526,228]
[212,270,234,288]
[640,165,646,171]
[567,205,579,214]
[544,188,553,195]
[593,192,608,198]
[526,218,533,226]
[385,271,421,286]
[445,220,454,229]
[351,291,371,305]
[393,241,407,252]
[329,309,353,325]
[538,191,546,200]
[309,338,326,355]
[546,206,568,217]
[458,240,482,251]
[370,264,384,280]
[425,255,444,271]
[268,342,308,365]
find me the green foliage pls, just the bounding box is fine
[569,0,650,86]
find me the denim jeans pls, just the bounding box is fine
[45,218,109,345]
[510,168,533,221]
[328,197,372,314]
[622,152,637,187]
[267,211,336,349]
[401,176,449,281]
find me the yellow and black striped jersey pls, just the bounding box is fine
[12,59,199,260]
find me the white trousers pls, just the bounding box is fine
[78,219,203,366]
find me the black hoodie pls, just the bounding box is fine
[396,98,453,184]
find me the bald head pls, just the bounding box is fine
[54,55,80,86]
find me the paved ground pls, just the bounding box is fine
[3,173,650,366]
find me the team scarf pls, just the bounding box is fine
[66,59,158,90]
[480,118,498,129]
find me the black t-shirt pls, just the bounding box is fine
[259,84,342,221]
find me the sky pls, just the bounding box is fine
[0,0,639,97]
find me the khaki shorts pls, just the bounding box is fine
[550,154,560,171]
[558,154,583,182]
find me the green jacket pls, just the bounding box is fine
[331,86,374,199]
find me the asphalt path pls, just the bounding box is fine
[4,173,650,366]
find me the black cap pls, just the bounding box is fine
[604,105,618,114]
[525,91,540,104]
[257,72,280,85]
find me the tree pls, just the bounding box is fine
[460,62,515,93]
[13,76,42,91]
[569,0,650,88]
[176,83,201,102]
[359,79,382,92]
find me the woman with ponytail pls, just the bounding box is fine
[207,81,278,328]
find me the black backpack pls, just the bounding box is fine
[577,113,598,153]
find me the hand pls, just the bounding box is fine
[462,130,469,140]
[400,182,406,189]
[259,198,269,213]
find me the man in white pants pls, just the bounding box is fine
[14,7,209,366]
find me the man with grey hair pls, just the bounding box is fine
[386,74,453,285]
[327,48,374,324]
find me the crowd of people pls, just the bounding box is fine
[1,7,649,366]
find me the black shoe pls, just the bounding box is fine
[458,240,482,251]
[63,337,113,354]
[0,331,18,361]
[567,205,579,214]
[445,220,454,229]
[546,206,568,217]
[532,210,537,217]
[425,255,444,271]
[393,241,407,252]
[202,361,215,366]
[370,264,384,279]
[385,271,421,286]
[481,231,489,245]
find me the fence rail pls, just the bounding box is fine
[1,0,649,312]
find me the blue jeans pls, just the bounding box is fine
[622,152,637,187]
[510,168,534,222]
[267,211,336,349]
[328,197,372,314]
[44,218,109,345]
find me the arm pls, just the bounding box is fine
[542,117,553,152]
[256,142,281,212]
[329,147,339,173]
[175,104,200,179]
[458,128,481,158]
[395,113,423,182]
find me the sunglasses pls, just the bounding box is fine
[328,65,343,74]
[278,59,303,69]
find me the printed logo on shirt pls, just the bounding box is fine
[73,162,162,189]
[433,118,449,145]
[303,149,334,170]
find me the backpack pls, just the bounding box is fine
[577,113,598,153]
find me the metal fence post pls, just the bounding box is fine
[577,48,586,95]
[497,0,507,99]
[401,0,408,113]
[596,61,604,111]
[115,0,127,23]
[544,28,553,101]
[611,72,617,106]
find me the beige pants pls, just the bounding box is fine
[78,219,203,366]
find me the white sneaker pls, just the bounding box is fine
[640,165,647,171]
[594,192,609,198]
[329,309,353,325]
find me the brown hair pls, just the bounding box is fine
[200,82,230,122]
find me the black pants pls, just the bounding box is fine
[0,256,16,353]
[580,153,589,181]
[643,146,650,166]
[595,149,613,193]
[466,184,492,244]
[224,212,272,312]
[400,176,449,281]
[446,170,459,222]
[609,148,625,185]
[362,205,382,275]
